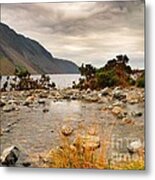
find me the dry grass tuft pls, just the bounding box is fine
[46,135,108,169]
[43,123,144,170]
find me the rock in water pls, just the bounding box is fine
[100,87,110,96]
[111,106,124,115]
[38,99,46,104]
[23,96,35,106]
[2,105,15,112]
[113,89,126,101]
[61,125,73,136]
[0,146,20,166]
[132,111,143,117]
[121,117,135,125]
[43,108,49,113]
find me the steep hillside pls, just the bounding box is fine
[0,23,79,75]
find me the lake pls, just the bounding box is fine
[0,74,81,90]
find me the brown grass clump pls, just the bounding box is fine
[43,123,144,170]
[45,135,144,170]
[46,135,109,169]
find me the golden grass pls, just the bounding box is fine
[44,135,144,169]
[46,135,108,169]
[43,121,144,170]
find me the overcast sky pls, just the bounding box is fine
[1,1,144,68]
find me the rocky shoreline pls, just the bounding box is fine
[0,87,144,167]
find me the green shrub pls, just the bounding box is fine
[136,73,145,88]
[79,64,96,80]
[96,70,119,88]
[129,78,136,86]
[137,77,145,88]
[14,65,29,78]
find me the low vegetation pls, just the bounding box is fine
[74,55,145,90]
[136,72,145,88]
[43,123,144,170]
[46,135,144,170]
[1,65,56,91]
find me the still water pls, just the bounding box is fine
[0,74,81,89]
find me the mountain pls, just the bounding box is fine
[0,23,79,75]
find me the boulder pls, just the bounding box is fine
[42,108,49,113]
[22,162,31,167]
[61,125,73,136]
[3,128,11,133]
[111,106,124,115]
[129,99,139,104]
[84,95,99,102]
[121,117,135,125]
[39,91,49,98]
[70,95,77,100]
[113,89,126,101]
[0,146,20,166]
[8,100,18,105]
[23,96,35,106]
[23,100,30,106]
[38,98,46,104]
[132,111,143,117]
[86,88,91,94]
[62,95,70,100]
[100,87,110,96]
[112,101,123,107]
[2,105,15,112]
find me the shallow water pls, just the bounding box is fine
[1,98,144,164]
[1,100,112,154]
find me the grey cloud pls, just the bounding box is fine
[1,1,144,68]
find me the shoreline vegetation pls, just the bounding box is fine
[0,55,144,92]
[75,54,144,90]
[0,55,145,169]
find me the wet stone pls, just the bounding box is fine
[61,125,73,136]
[0,146,20,166]
[2,105,15,112]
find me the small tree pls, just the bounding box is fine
[116,54,129,64]
[79,64,96,80]
[123,54,129,64]
[14,65,30,79]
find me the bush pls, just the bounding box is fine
[136,73,145,88]
[79,64,96,80]
[96,70,119,88]
[14,65,30,78]
[129,78,136,86]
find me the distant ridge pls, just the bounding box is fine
[0,23,79,75]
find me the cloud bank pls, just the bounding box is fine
[1,1,144,68]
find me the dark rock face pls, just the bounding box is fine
[0,23,79,75]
